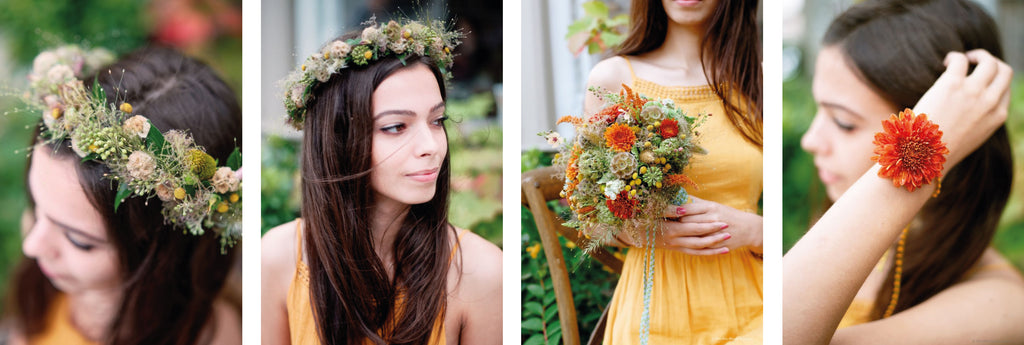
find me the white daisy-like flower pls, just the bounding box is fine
[46,65,74,85]
[122,115,151,138]
[32,52,59,76]
[212,167,240,193]
[127,151,156,180]
[604,180,625,200]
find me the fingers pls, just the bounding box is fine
[662,220,727,237]
[663,230,731,255]
[964,49,999,90]
[678,247,731,256]
[939,51,970,83]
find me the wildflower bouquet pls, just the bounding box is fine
[26,46,242,252]
[548,84,704,253]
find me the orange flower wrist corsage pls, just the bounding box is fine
[871,108,949,193]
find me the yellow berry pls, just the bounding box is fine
[301,64,306,71]
[174,187,186,200]
[629,190,636,197]
[364,51,373,60]
[624,185,631,191]
[217,202,229,213]
[229,193,239,203]
[88,144,98,152]
[403,30,411,39]
[646,125,654,131]
[185,149,217,180]
[52,108,62,119]
[640,166,647,174]
[665,164,672,170]
[644,141,651,147]
[655,182,662,188]
[324,52,330,59]
[444,47,450,54]
[632,172,638,179]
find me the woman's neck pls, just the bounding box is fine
[370,199,410,269]
[643,21,709,83]
[67,288,121,341]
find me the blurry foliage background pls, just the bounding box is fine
[0,0,242,313]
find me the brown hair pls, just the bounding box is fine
[300,33,455,344]
[616,0,762,147]
[823,0,1011,319]
[10,46,241,345]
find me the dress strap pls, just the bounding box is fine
[622,56,638,79]
[295,219,303,263]
[449,228,469,263]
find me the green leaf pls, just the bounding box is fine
[547,331,562,345]
[521,318,545,331]
[524,302,543,317]
[523,334,546,345]
[544,305,559,322]
[565,17,595,37]
[527,284,544,298]
[81,152,99,162]
[582,0,609,18]
[608,14,629,27]
[548,322,563,337]
[113,182,132,212]
[226,147,242,170]
[92,77,105,102]
[544,290,557,305]
[603,32,625,47]
[145,122,166,154]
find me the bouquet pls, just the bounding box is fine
[546,84,705,253]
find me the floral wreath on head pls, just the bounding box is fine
[280,16,463,130]
[25,45,242,253]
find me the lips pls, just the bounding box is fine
[406,168,440,183]
[815,163,840,185]
[673,0,702,6]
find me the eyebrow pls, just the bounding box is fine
[47,215,107,244]
[373,102,446,119]
[818,101,865,121]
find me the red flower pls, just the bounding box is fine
[590,104,622,124]
[871,108,949,192]
[606,191,638,219]
[660,119,679,138]
[604,123,636,152]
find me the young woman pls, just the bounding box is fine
[784,0,1024,343]
[6,46,242,344]
[584,0,763,342]
[261,19,502,345]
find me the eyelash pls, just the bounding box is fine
[379,115,449,134]
[831,116,855,132]
[64,231,95,251]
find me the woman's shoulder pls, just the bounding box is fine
[586,56,633,92]
[451,227,502,289]
[964,248,1024,285]
[261,219,301,302]
[206,298,241,345]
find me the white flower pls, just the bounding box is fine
[46,65,74,85]
[290,85,306,108]
[127,151,156,180]
[122,115,151,138]
[212,167,240,193]
[32,52,59,76]
[604,180,625,200]
[544,132,563,148]
[326,40,351,59]
[361,26,380,44]
[155,181,175,202]
[388,41,408,54]
[41,108,57,130]
[312,65,331,82]
[164,129,194,149]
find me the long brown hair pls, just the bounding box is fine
[823,0,1012,319]
[300,33,454,344]
[616,0,762,147]
[9,46,241,345]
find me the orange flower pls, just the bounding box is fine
[606,191,638,219]
[558,115,583,126]
[619,84,647,110]
[660,118,679,138]
[604,123,636,152]
[871,109,948,192]
[590,104,622,124]
[665,174,698,189]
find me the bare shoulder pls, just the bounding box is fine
[586,55,633,93]
[966,248,1024,287]
[262,219,299,274]
[208,299,242,345]
[452,228,502,294]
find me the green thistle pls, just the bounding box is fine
[186,149,217,180]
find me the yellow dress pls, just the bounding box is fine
[28,293,97,345]
[286,220,454,345]
[603,57,763,344]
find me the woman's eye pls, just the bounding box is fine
[432,116,449,126]
[380,123,406,134]
[831,117,855,132]
[65,232,95,251]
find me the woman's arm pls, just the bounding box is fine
[261,221,300,345]
[783,50,1013,344]
[452,231,503,345]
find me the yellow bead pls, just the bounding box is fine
[629,190,636,197]
[444,47,450,54]
[646,125,653,131]
[624,185,631,191]
[655,182,662,188]
[644,141,651,147]
[640,166,647,174]
[174,187,186,200]
[301,64,306,71]
[632,173,638,179]
[217,202,229,213]
[324,52,330,59]
[364,51,373,60]
[229,193,239,203]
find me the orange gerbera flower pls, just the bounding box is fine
[660,118,679,138]
[606,191,638,219]
[604,123,636,152]
[871,108,948,192]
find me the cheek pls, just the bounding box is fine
[71,249,120,286]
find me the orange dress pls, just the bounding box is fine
[603,57,764,344]
[286,220,458,345]
[27,293,97,345]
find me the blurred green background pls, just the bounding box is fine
[0,0,242,314]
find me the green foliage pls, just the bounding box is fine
[521,150,621,344]
[0,98,34,313]
[0,0,148,65]
[260,135,302,234]
[566,0,629,57]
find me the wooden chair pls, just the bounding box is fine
[522,166,624,345]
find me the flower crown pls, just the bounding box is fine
[26,45,242,252]
[280,17,462,130]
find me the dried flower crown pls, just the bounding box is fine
[26,45,242,252]
[280,17,462,130]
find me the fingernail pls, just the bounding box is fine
[722,233,731,240]
[676,207,686,215]
[720,223,729,230]
[720,248,730,254]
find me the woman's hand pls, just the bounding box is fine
[914,49,1013,171]
[615,197,763,255]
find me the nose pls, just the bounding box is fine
[800,111,829,156]
[23,216,58,260]
[412,123,447,158]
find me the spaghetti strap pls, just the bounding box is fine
[622,56,637,79]
[295,219,303,263]
[449,228,469,263]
